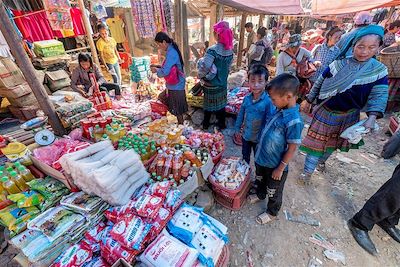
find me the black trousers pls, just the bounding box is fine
[242,138,257,164]
[351,163,400,231]
[255,164,288,216]
[203,108,226,128]
[100,82,121,96]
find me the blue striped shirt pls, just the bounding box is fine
[310,43,340,83]
[255,105,304,169]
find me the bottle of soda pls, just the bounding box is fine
[156,151,165,177]
[163,152,173,178]
[180,160,191,181]
[172,152,183,182]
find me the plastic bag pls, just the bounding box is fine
[61,192,104,213]
[7,190,45,208]
[144,181,171,199]
[110,214,151,250]
[146,207,172,240]
[163,189,182,211]
[167,204,203,245]
[340,119,379,144]
[52,241,93,267]
[139,229,199,267]
[101,234,138,265]
[10,229,41,250]
[0,204,40,231]
[83,222,107,252]
[27,177,68,200]
[134,194,163,219]
[82,256,110,267]
[104,199,136,223]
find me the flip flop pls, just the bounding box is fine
[256,212,277,225]
[233,134,243,146]
[248,194,261,204]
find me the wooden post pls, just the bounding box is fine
[237,13,247,68]
[217,4,224,21]
[182,1,190,75]
[0,2,65,136]
[258,14,265,28]
[124,9,136,57]
[174,0,183,53]
[209,2,217,45]
[77,0,100,66]
[201,17,205,43]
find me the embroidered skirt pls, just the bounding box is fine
[300,105,362,157]
[203,85,227,112]
[158,89,188,116]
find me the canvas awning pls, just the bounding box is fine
[216,0,305,15]
[312,0,400,15]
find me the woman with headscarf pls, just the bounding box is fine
[299,25,389,185]
[199,21,234,130]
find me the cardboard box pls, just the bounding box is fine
[198,153,214,181]
[111,258,132,267]
[7,92,38,108]
[0,57,25,88]
[0,82,32,98]
[178,170,199,199]
[9,105,38,121]
[45,70,71,92]
[33,40,66,57]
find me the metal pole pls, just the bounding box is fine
[77,0,100,66]
[0,1,65,135]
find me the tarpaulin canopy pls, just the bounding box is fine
[216,0,304,15]
[312,0,400,15]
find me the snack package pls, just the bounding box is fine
[163,189,182,211]
[139,229,199,267]
[101,234,138,265]
[83,222,107,252]
[133,194,163,219]
[110,214,151,250]
[82,256,110,267]
[104,200,136,223]
[7,190,45,208]
[27,177,69,200]
[147,207,172,241]
[0,204,40,231]
[144,181,171,198]
[52,241,93,267]
[61,192,104,213]
[167,204,203,244]
[10,229,41,250]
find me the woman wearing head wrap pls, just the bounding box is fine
[299,25,389,185]
[198,21,234,129]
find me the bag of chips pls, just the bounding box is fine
[100,235,138,265]
[144,181,171,199]
[7,190,45,208]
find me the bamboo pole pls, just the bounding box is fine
[182,1,190,75]
[0,1,65,136]
[77,0,99,66]
[237,13,247,68]
[209,2,217,45]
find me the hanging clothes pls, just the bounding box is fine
[163,0,175,33]
[12,10,54,42]
[106,17,126,43]
[70,7,86,36]
[42,0,74,34]
[131,0,157,39]
[3,0,43,12]
[92,3,108,19]
[152,0,166,32]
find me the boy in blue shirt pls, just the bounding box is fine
[234,65,275,164]
[251,73,304,224]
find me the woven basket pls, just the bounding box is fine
[379,46,400,78]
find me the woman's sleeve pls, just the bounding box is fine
[70,68,80,92]
[306,66,331,103]
[366,76,389,118]
[276,53,285,75]
[94,64,107,85]
[248,45,262,61]
[157,49,179,78]
[197,49,215,75]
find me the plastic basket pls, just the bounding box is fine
[187,94,204,108]
[214,177,251,210]
[209,168,251,199]
[389,116,399,135]
[212,149,224,164]
[150,100,168,117]
[216,245,230,267]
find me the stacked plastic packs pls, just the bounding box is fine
[130,56,150,83]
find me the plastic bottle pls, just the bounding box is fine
[9,171,28,191]
[119,124,126,138]
[163,153,173,178]
[141,149,149,161]
[93,125,103,141]
[1,176,20,194]
[105,125,113,137]
[156,151,165,177]
[109,128,120,143]
[172,152,183,182]
[183,150,202,167]
[180,160,191,181]
[17,166,35,182]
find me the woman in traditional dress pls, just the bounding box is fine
[299,25,389,185]
[200,21,234,130]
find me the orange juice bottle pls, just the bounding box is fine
[9,171,28,191]
[17,166,35,182]
[1,176,20,194]
[172,152,183,181]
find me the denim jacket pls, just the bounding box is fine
[234,92,275,143]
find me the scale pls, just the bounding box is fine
[20,116,55,146]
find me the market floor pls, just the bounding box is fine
[208,115,400,267]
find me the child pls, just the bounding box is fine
[96,24,122,85]
[234,65,275,164]
[251,73,304,224]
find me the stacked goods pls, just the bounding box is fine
[0,57,38,120]
[209,157,251,210]
[85,118,129,144]
[117,133,157,162]
[131,56,150,83]
[59,141,149,206]
[184,130,225,163]
[33,40,66,58]
[143,117,186,146]
[225,87,250,114]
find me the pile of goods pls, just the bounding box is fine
[227,70,247,90]
[225,87,250,114]
[142,117,186,146]
[184,130,225,162]
[60,141,149,206]
[117,133,157,162]
[131,56,150,83]
[82,117,129,143]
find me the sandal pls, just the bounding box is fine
[316,163,326,173]
[256,212,277,225]
[248,194,261,204]
[298,173,311,186]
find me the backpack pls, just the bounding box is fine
[284,49,316,79]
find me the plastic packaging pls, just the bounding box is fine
[17,166,35,182]
[163,189,182,211]
[133,194,164,219]
[60,192,104,213]
[7,190,45,208]
[2,176,20,194]
[0,204,39,231]
[52,241,93,267]
[147,207,172,240]
[144,181,171,199]
[82,256,110,267]
[27,177,69,200]
[9,171,29,191]
[100,235,138,265]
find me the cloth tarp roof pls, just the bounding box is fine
[216,0,304,15]
[312,0,400,15]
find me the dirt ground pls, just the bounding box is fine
[207,115,400,267]
[0,115,399,267]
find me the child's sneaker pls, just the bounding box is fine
[298,173,311,185]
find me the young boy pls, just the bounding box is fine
[251,73,304,224]
[96,24,122,85]
[234,65,275,164]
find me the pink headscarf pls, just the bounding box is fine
[354,11,373,26]
[213,21,233,50]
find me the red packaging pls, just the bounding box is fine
[134,194,164,219]
[144,181,171,199]
[100,237,138,265]
[146,207,172,241]
[104,200,136,223]
[83,222,107,252]
[52,241,93,267]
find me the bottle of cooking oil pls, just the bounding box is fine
[9,171,28,191]
[17,166,35,182]
[1,176,20,194]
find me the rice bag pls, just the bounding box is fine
[110,214,151,250]
[10,229,41,250]
[144,181,171,198]
[167,204,203,244]
[163,189,182,211]
[139,229,199,267]
[82,256,110,267]
[100,235,138,265]
[27,177,69,200]
[61,192,104,213]
[0,204,40,231]
[52,241,93,267]
[104,199,136,223]
[147,207,172,241]
[7,190,45,208]
[134,194,163,219]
